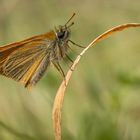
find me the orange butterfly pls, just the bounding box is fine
[0,13,82,88]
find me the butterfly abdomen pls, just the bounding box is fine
[25,54,50,88]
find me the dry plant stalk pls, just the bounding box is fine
[52,23,140,140]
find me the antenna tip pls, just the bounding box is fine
[73,13,76,16]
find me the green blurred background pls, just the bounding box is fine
[0,0,140,140]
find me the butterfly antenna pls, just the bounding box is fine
[67,22,74,28]
[65,13,76,26]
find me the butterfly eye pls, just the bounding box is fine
[57,31,65,39]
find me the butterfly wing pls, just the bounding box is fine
[0,38,53,88]
[0,31,55,65]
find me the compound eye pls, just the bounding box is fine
[57,31,65,39]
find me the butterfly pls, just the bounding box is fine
[0,13,83,88]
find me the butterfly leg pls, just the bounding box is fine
[63,54,74,72]
[68,40,85,48]
[65,53,73,63]
[52,61,65,78]
[52,61,67,86]
[67,44,79,56]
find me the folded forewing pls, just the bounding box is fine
[0,40,50,87]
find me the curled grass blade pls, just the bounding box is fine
[52,23,140,140]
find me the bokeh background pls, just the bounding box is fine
[0,0,140,140]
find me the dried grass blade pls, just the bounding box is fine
[52,23,140,140]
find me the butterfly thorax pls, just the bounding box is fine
[49,25,71,62]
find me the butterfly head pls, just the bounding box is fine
[55,13,75,41]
